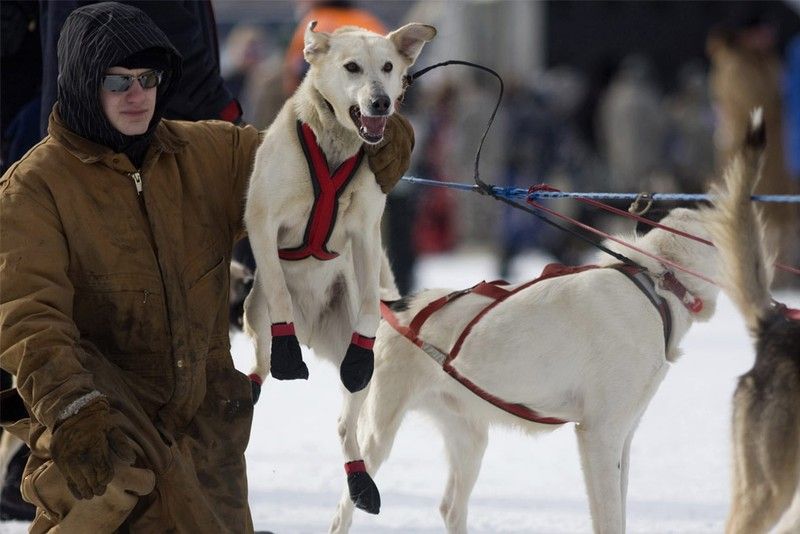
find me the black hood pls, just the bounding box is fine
[56,2,182,158]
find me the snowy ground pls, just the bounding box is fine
[2,247,798,534]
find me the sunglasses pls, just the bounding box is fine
[101,70,163,93]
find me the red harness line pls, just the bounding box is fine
[529,183,800,276]
[380,263,672,426]
[279,122,364,261]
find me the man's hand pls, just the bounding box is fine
[51,397,135,500]
[366,113,415,194]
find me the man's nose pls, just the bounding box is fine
[125,80,147,100]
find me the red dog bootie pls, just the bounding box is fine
[340,333,374,393]
[269,323,308,380]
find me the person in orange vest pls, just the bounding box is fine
[283,0,387,96]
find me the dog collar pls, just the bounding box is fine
[658,270,703,314]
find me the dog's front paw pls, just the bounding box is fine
[340,334,374,393]
[270,323,309,381]
[345,461,380,514]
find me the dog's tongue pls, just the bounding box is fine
[360,115,388,137]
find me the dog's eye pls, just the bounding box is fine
[382,62,393,73]
[344,62,361,73]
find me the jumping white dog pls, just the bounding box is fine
[330,207,720,533]
[243,21,435,394]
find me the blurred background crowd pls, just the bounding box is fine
[2,0,800,293]
[211,0,800,288]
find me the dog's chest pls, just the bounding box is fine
[276,157,372,251]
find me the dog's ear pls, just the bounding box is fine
[304,20,330,63]
[388,23,437,65]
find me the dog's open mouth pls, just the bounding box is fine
[349,106,387,144]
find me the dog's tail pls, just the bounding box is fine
[708,108,773,334]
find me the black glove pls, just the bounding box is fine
[51,397,135,500]
[365,113,414,194]
[269,322,308,380]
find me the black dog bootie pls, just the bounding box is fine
[340,333,374,392]
[269,322,309,380]
[345,460,380,514]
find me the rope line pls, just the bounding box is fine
[404,59,798,282]
[401,175,800,275]
[400,176,800,203]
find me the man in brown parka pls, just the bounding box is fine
[0,2,413,532]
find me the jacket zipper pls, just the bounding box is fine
[125,169,161,306]
[129,170,143,194]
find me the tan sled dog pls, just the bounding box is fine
[708,109,800,534]
[330,208,720,532]
[243,22,435,394]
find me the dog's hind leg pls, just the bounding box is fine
[619,423,640,533]
[429,406,488,534]
[576,424,628,534]
[337,386,381,516]
[330,336,418,533]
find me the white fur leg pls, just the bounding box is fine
[619,426,638,532]
[576,425,626,534]
[338,386,370,462]
[242,273,272,382]
[330,485,356,534]
[432,412,488,534]
[0,432,24,488]
[350,211,383,336]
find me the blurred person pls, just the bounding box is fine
[221,24,269,103]
[597,54,671,194]
[1,0,42,175]
[786,34,800,182]
[707,14,799,273]
[497,68,602,278]
[282,0,386,96]
[0,3,412,531]
[663,60,716,193]
[412,82,459,255]
[0,0,42,522]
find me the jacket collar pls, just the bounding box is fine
[48,106,188,168]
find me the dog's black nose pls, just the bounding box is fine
[370,95,391,115]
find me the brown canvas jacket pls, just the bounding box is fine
[0,110,261,434]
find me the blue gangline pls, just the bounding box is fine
[401,176,800,203]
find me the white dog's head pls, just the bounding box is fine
[303,21,436,144]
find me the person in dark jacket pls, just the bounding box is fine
[0,3,412,531]
[38,0,242,136]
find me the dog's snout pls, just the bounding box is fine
[370,95,391,116]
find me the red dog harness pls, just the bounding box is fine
[380,263,674,425]
[279,122,364,261]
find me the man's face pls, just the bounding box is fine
[100,67,158,135]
